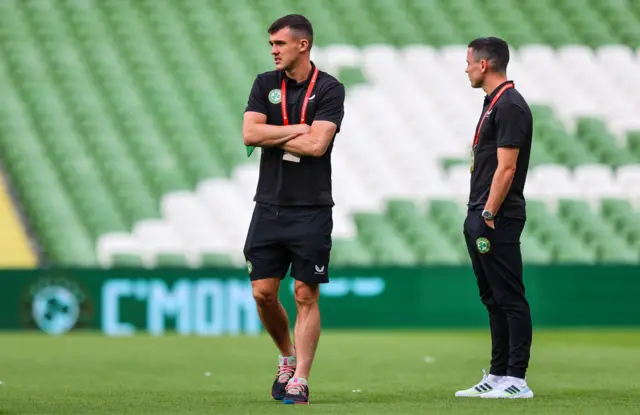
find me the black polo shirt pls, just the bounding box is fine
[245,62,345,207]
[468,80,533,219]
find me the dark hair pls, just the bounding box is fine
[268,14,314,48]
[468,37,510,73]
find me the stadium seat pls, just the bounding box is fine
[97,233,144,268]
[354,212,418,265]
[0,0,639,267]
[573,164,624,200]
[330,238,374,266]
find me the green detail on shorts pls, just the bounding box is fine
[476,237,490,254]
[246,260,253,274]
[268,89,281,104]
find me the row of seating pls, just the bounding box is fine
[0,0,639,266]
[343,196,640,266]
[531,107,640,167]
[98,193,640,268]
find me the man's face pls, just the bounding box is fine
[465,47,486,89]
[270,27,305,71]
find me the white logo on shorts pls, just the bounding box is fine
[314,265,325,274]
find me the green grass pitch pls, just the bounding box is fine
[1,330,639,414]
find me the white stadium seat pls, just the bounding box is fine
[96,233,143,268]
[528,164,581,201]
[133,220,188,267]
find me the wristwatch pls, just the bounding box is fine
[481,210,495,221]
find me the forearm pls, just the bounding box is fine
[243,124,302,147]
[484,166,516,214]
[279,134,322,157]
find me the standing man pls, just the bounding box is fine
[456,37,534,399]
[242,14,345,405]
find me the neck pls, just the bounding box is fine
[285,58,312,83]
[482,73,508,96]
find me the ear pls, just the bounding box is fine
[299,38,309,53]
[480,59,488,73]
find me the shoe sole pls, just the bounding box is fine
[283,400,309,405]
[481,391,534,399]
[454,394,487,398]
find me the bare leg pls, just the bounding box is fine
[252,278,295,357]
[292,281,321,380]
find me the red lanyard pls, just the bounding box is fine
[280,66,319,126]
[473,82,514,147]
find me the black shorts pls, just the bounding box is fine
[243,202,333,284]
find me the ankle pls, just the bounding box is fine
[279,347,295,358]
[289,376,308,385]
[279,354,297,366]
[487,374,504,384]
[506,376,527,386]
[293,369,309,380]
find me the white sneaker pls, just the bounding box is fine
[480,376,534,399]
[454,369,504,397]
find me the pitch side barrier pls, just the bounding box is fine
[1,265,638,335]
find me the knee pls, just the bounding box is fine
[294,283,319,308]
[253,286,278,308]
[491,293,529,314]
[479,290,497,308]
[485,304,503,317]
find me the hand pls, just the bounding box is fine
[484,218,495,229]
[295,124,311,135]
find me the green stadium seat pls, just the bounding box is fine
[87,138,161,225]
[441,0,497,41]
[524,200,549,221]
[529,140,556,166]
[547,133,598,167]
[368,0,426,46]
[526,200,597,263]
[575,117,635,166]
[520,0,581,46]
[428,199,466,238]
[406,0,466,46]
[156,253,190,268]
[200,253,235,267]
[601,198,635,222]
[112,253,145,268]
[627,131,640,159]
[557,199,637,262]
[520,232,552,264]
[385,199,465,264]
[354,213,419,265]
[588,0,640,46]
[599,243,639,263]
[330,238,374,266]
[295,1,349,46]
[337,67,368,89]
[530,106,599,166]
[600,146,638,167]
[601,198,640,250]
[332,0,393,46]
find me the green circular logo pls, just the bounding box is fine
[476,237,491,254]
[268,89,281,104]
[247,260,253,274]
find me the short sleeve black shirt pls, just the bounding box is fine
[468,81,533,219]
[245,62,345,206]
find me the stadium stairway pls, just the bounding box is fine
[0,0,639,267]
[0,174,36,267]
